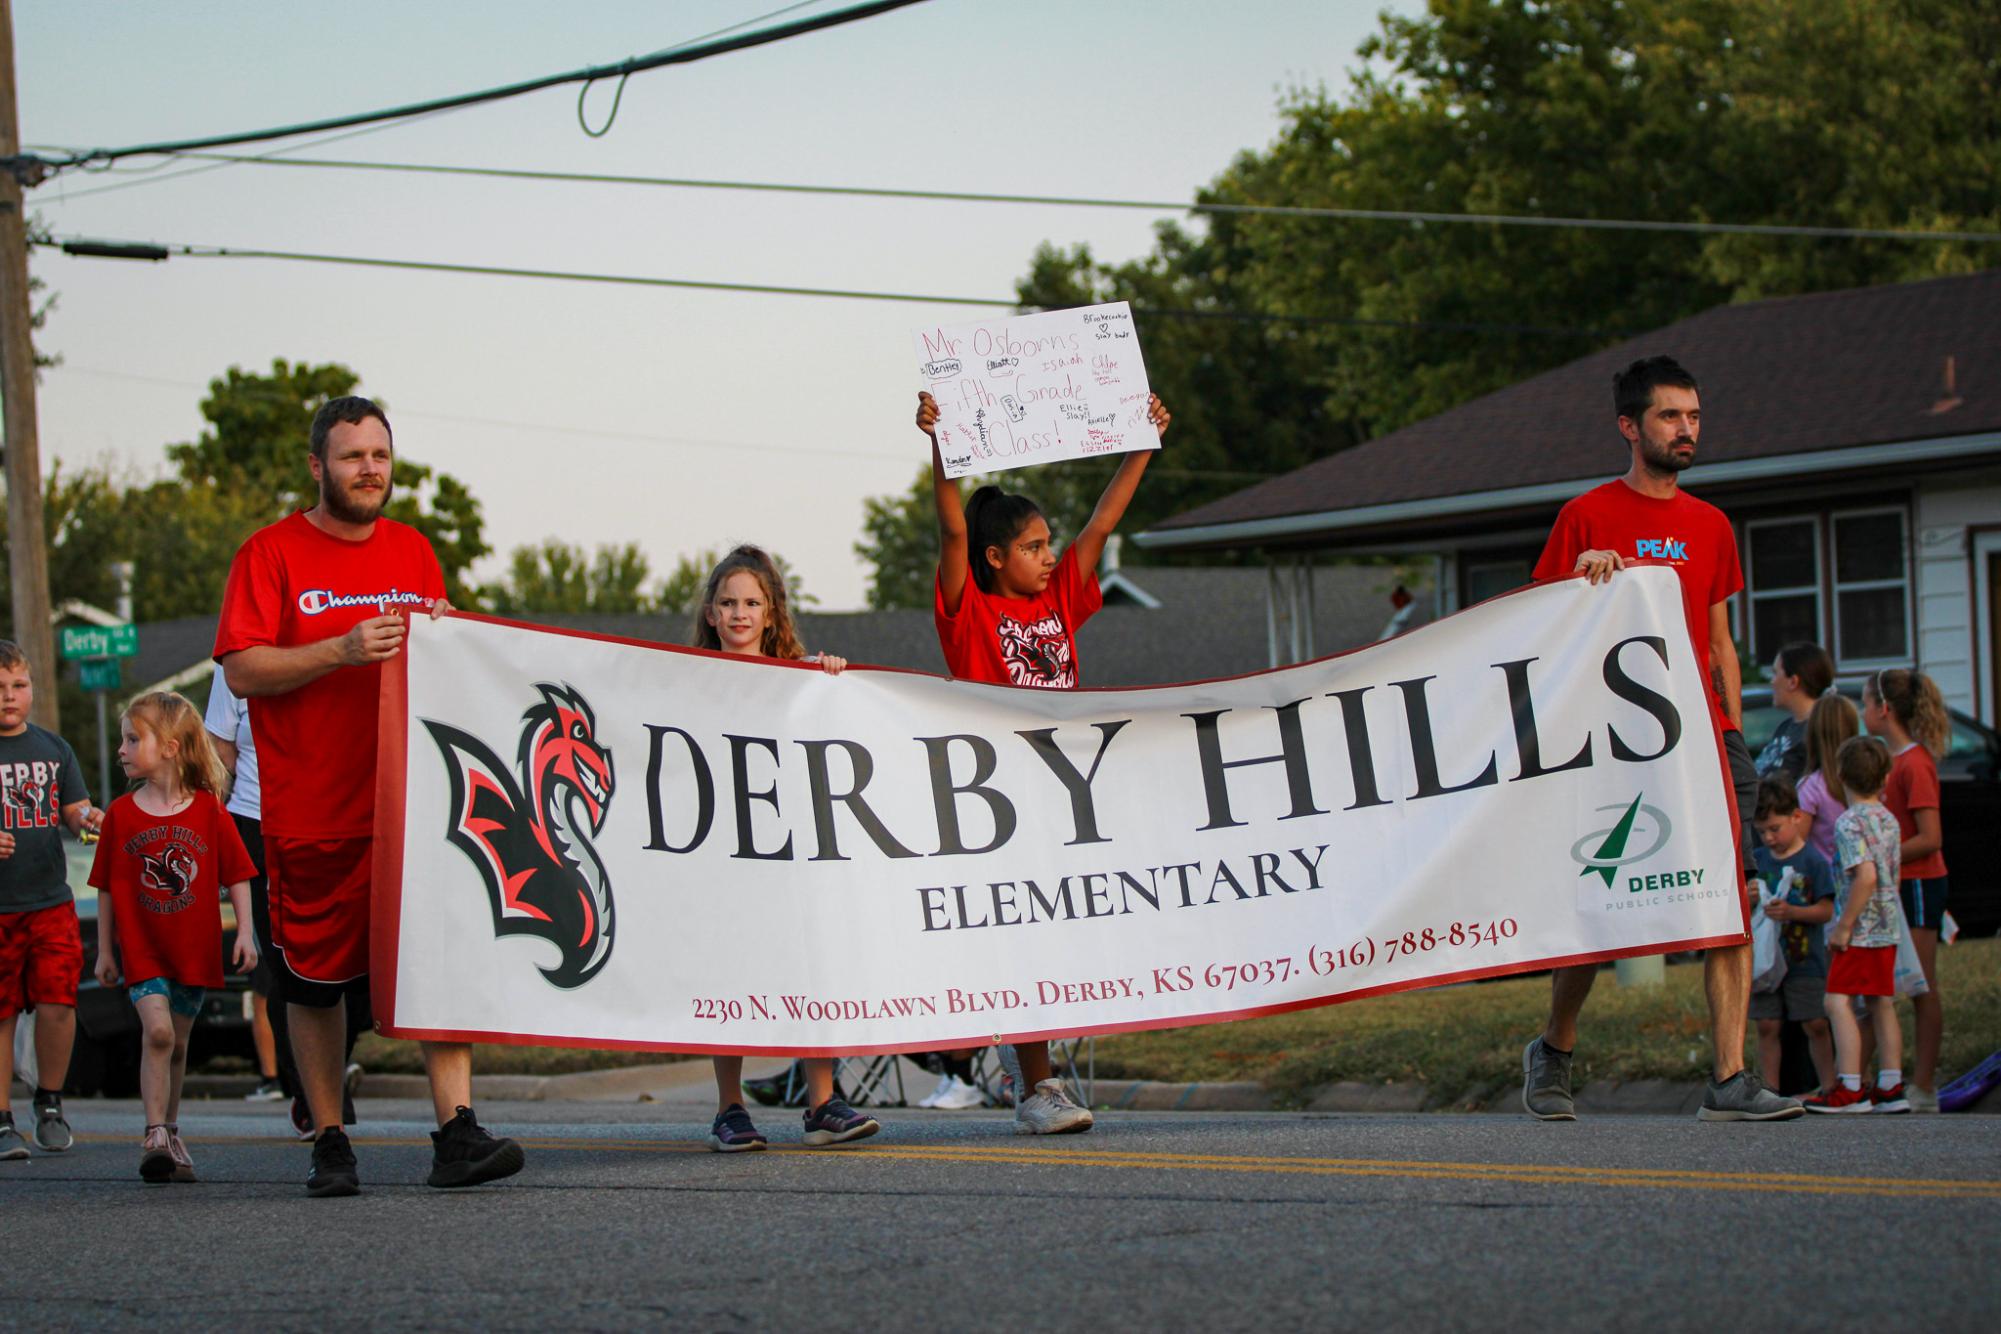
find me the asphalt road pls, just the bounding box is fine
[7,1098,1998,1331]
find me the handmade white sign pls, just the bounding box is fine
[372,568,1747,1056]
[914,301,1158,479]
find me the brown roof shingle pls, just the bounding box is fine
[1151,269,2001,536]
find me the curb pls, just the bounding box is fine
[175,1068,2001,1114]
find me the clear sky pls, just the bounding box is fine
[17,0,1410,609]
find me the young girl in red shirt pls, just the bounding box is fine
[915,388,1170,1133]
[89,692,257,1183]
[691,546,882,1153]
[1862,668,1951,1110]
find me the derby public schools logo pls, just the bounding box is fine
[1571,793,1673,888]
[424,684,616,988]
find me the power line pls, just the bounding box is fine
[10,0,930,180]
[38,235,1621,337]
[45,149,2001,245]
[32,1,844,204]
[49,364,1277,480]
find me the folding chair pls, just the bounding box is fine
[968,1038,1095,1108]
[833,1052,910,1108]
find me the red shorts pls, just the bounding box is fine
[0,902,84,1018]
[265,836,373,987]
[1826,944,1895,997]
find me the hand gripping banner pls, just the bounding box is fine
[371,566,1746,1054]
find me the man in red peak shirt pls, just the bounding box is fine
[215,396,523,1197]
[1521,356,1802,1124]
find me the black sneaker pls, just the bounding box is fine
[427,1106,524,1188]
[306,1128,360,1198]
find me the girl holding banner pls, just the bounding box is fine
[691,545,883,1152]
[916,389,1170,1134]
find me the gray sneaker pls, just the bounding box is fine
[1522,1037,1576,1121]
[34,1103,73,1153]
[1906,1085,1940,1114]
[1697,1070,1803,1121]
[0,1121,28,1160]
[1015,1078,1094,1135]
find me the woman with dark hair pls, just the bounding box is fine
[1757,641,1834,779]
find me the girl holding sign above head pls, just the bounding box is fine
[915,387,1170,1134]
[689,544,883,1153]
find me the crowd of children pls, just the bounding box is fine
[1743,645,1956,1115]
[0,381,1970,1187]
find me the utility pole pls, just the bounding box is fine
[0,0,57,729]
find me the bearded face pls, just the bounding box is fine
[314,416,395,525]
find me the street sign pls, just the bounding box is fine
[79,659,122,691]
[59,623,137,660]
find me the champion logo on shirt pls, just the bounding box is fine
[297,587,435,616]
[1633,537,1689,561]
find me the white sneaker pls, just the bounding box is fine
[916,1072,955,1109]
[929,1075,985,1110]
[1014,1078,1093,1135]
[1907,1085,1940,1113]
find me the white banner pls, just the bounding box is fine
[914,301,1157,479]
[372,567,1746,1054]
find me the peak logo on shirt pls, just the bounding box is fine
[297,587,434,616]
[1633,538,1689,561]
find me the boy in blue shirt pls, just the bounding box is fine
[1750,775,1836,1095]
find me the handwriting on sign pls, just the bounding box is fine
[914,301,1158,479]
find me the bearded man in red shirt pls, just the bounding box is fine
[216,396,525,1196]
[1521,357,1802,1124]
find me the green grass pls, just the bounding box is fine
[345,938,2000,1103]
[1089,936,2001,1107]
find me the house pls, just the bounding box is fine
[1135,270,2001,724]
[119,561,1426,704]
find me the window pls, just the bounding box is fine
[1745,517,1822,665]
[1463,556,1533,605]
[1736,504,1913,672]
[1831,508,1910,665]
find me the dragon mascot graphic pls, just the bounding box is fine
[139,844,199,913]
[423,683,616,989]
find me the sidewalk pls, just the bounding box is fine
[177,1057,2001,1115]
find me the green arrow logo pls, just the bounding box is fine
[1579,793,1644,888]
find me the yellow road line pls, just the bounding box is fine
[70,1133,2001,1200]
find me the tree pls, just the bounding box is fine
[158,359,491,610]
[853,0,2001,593]
[854,469,950,610]
[486,540,656,615]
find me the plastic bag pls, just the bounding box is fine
[1890,896,1930,998]
[1750,876,1788,994]
[10,1008,36,1091]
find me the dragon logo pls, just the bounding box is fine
[2,777,48,823]
[996,613,1074,688]
[424,683,616,989]
[139,844,198,913]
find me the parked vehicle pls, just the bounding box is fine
[1739,685,2000,937]
[59,832,256,1097]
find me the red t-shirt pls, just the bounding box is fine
[1884,744,1947,879]
[89,791,256,989]
[213,511,446,837]
[1534,480,1744,731]
[935,547,1103,688]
